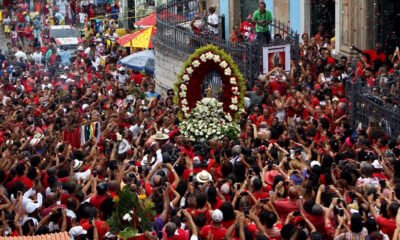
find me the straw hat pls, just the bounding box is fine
[29,133,43,146]
[151,131,169,141]
[118,139,131,154]
[73,159,83,171]
[195,170,213,183]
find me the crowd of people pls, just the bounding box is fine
[2,0,120,49]
[1,1,400,240]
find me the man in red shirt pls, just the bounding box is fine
[6,163,33,191]
[352,43,386,68]
[272,185,300,222]
[90,183,109,209]
[200,209,227,239]
[240,14,256,42]
[370,199,398,239]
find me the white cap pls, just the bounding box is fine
[220,182,230,194]
[212,209,223,222]
[69,226,87,237]
[82,104,89,111]
[118,66,125,71]
[60,75,67,79]
[310,160,321,168]
[66,78,75,84]
[372,159,383,169]
[78,46,84,51]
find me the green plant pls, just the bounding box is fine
[107,187,155,239]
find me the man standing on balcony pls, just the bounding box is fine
[253,1,272,45]
[206,6,219,36]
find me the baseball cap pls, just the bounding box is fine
[69,226,87,237]
[212,209,223,222]
[220,182,230,194]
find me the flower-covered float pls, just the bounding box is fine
[175,45,245,142]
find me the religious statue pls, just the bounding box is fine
[206,85,213,98]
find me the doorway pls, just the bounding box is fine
[375,0,400,55]
[310,0,335,38]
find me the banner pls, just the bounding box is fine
[262,45,291,74]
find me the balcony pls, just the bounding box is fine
[153,0,299,91]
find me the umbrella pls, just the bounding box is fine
[118,50,155,74]
[134,12,156,27]
[116,26,156,48]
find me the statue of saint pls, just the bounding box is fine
[205,85,213,98]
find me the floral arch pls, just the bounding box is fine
[175,45,245,121]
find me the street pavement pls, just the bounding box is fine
[0,28,8,50]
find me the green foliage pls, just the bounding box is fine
[107,187,155,239]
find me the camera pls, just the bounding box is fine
[293,211,301,217]
[243,207,249,216]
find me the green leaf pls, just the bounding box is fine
[118,227,138,240]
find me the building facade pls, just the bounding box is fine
[223,0,399,57]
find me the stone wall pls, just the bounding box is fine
[153,45,188,95]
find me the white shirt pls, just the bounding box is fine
[79,13,87,24]
[356,176,379,188]
[11,188,43,213]
[74,169,91,181]
[84,47,91,55]
[32,52,43,65]
[1,96,11,106]
[15,51,27,61]
[207,13,219,34]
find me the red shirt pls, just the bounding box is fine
[377,216,396,239]
[252,190,269,200]
[267,80,287,96]
[90,194,109,209]
[131,72,143,85]
[303,212,326,234]
[273,199,300,223]
[363,50,386,64]
[200,225,227,240]
[240,21,255,35]
[6,176,33,190]
[81,220,110,240]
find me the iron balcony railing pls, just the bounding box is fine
[346,73,400,137]
[154,0,300,83]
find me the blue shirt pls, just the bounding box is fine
[59,51,71,66]
[145,91,160,101]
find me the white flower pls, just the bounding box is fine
[180,84,187,91]
[122,213,132,222]
[232,97,238,104]
[229,104,238,111]
[138,217,142,222]
[219,61,228,68]
[213,55,221,63]
[232,86,239,93]
[230,77,237,85]
[179,91,187,98]
[181,99,188,105]
[182,74,190,82]
[186,67,194,75]
[205,52,214,59]
[192,60,200,68]
[200,54,207,62]
[224,67,232,76]
[129,210,134,214]
[226,114,232,122]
